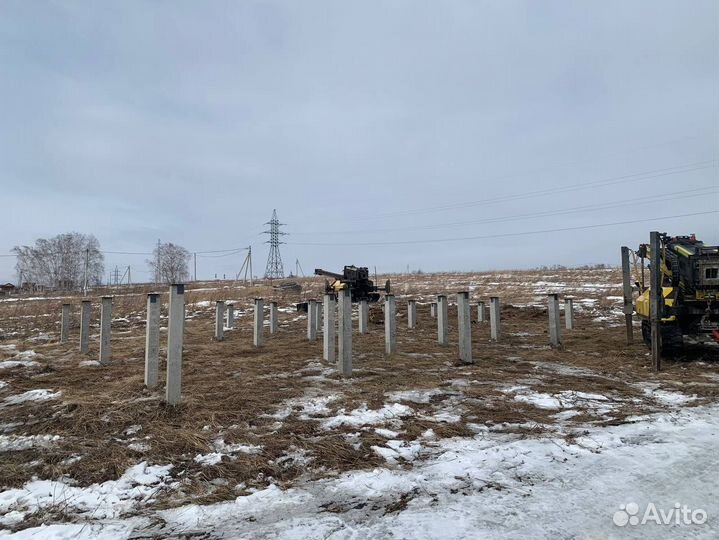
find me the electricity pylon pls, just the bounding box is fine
[263,209,287,279]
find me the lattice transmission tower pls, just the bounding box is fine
[263,209,287,279]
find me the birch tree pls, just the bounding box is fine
[13,233,104,289]
[148,242,191,284]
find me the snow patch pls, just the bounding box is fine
[0,462,174,526]
[322,403,413,429]
[3,389,61,406]
[0,434,61,451]
[514,392,562,410]
[374,428,400,438]
[10,350,40,361]
[127,442,150,452]
[0,350,41,369]
[194,452,224,466]
[274,446,314,469]
[79,360,101,367]
[271,394,339,420]
[373,439,425,463]
[194,438,262,466]
[419,409,462,423]
[385,388,446,404]
[0,360,40,369]
[640,385,697,406]
[503,387,616,416]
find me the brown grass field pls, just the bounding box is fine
[0,268,717,530]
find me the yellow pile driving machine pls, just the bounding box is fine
[635,233,719,353]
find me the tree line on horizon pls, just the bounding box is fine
[12,233,191,289]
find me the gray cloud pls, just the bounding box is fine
[1,0,717,282]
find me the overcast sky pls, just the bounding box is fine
[1,1,717,283]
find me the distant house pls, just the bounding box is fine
[20,282,45,293]
[56,279,75,290]
[0,283,16,297]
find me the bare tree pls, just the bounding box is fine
[148,242,191,284]
[13,233,104,289]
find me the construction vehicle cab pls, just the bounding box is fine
[634,234,719,352]
[315,266,390,303]
[295,266,390,312]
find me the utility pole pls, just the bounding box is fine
[127,266,131,285]
[119,265,130,285]
[156,239,161,283]
[248,246,253,286]
[621,246,634,344]
[234,247,254,286]
[194,252,197,281]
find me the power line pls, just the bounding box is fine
[287,210,719,247]
[3,136,706,259]
[418,133,707,193]
[2,243,258,259]
[197,247,249,258]
[194,231,263,254]
[101,250,154,255]
[100,230,264,256]
[2,159,714,261]
[304,159,716,224]
[195,247,247,255]
[2,187,714,258]
[293,185,717,236]
[2,187,714,259]
[374,160,716,219]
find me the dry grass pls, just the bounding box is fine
[0,269,717,528]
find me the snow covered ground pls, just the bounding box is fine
[153,405,718,540]
[1,402,716,539]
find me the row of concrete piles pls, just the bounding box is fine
[424,293,575,363]
[60,285,187,405]
[60,296,114,362]
[308,291,576,369]
[60,287,575,406]
[60,287,293,405]
[212,300,235,342]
